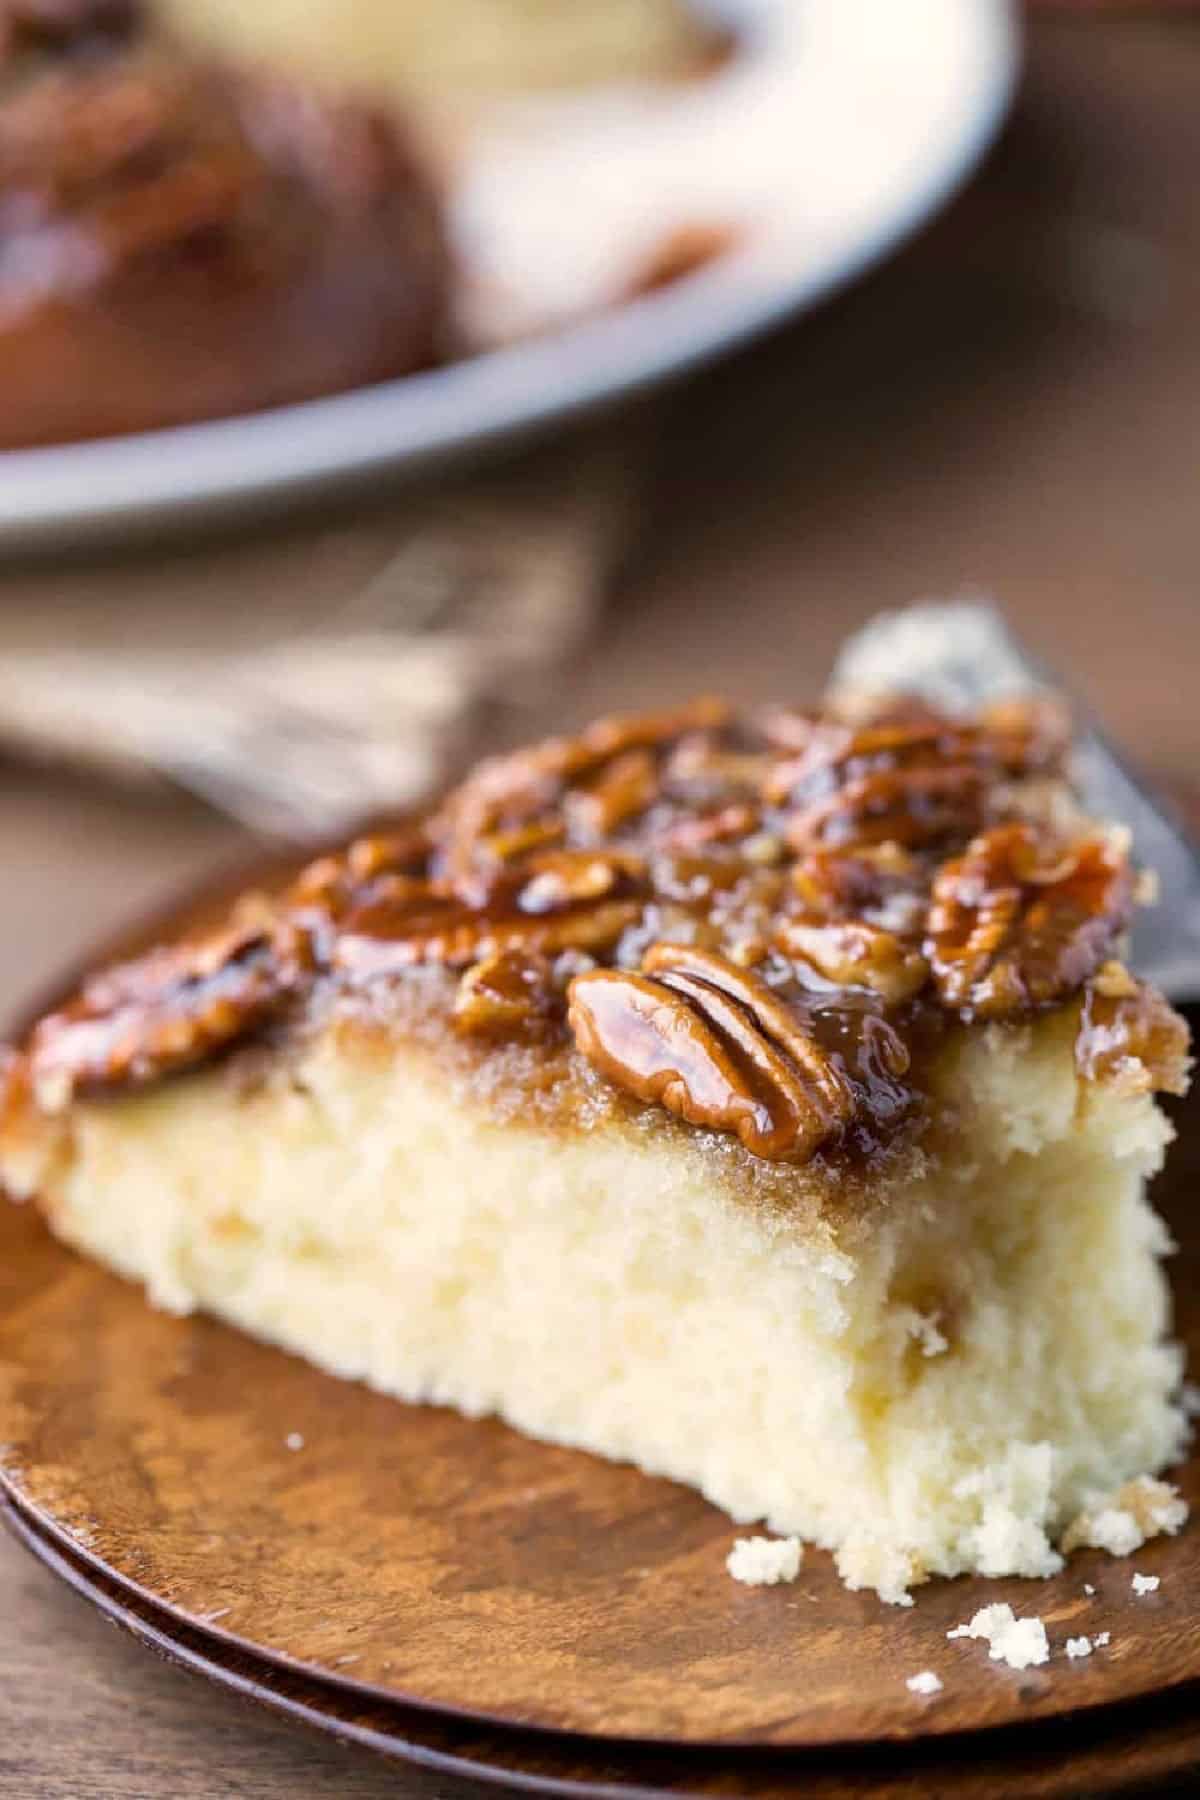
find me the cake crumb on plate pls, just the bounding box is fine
[1066,1636,1093,1659]
[1132,1572,1160,1594]
[284,1432,305,1451]
[905,1670,943,1695]
[726,1535,803,1586]
[947,1603,1049,1671]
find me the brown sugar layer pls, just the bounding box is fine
[0,3,448,444]
[9,693,1189,1179]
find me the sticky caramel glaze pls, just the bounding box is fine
[10,692,1191,1179]
[0,9,448,445]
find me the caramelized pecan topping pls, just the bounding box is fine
[1075,965,1191,1097]
[785,763,988,852]
[346,829,430,883]
[775,917,929,1003]
[565,749,658,840]
[657,803,760,852]
[790,843,927,935]
[454,949,559,1040]
[517,849,645,914]
[766,704,1068,853]
[925,825,1133,1019]
[11,689,1183,1169]
[568,945,853,1160]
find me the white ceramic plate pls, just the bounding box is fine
[0,0,1017,546]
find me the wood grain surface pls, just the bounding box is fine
[3,13,1200,1795]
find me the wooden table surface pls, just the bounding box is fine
[3,15,1200,1796]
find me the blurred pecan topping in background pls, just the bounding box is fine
[8,688,1184,1168]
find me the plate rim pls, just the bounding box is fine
[6,1489,1200,1800]
[0,0,1019,549]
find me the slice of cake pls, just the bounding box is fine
[0,690,1191,1603]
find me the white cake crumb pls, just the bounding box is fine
[946,1603,1049,1671]
[1083,1583,1096,1596]
[905,1670,943,1696]
[1065,1636,1093,1659]
[284,1432,305,1451]
[726,1535,803,1586]
[1132,1572,1160,1595]
[1095,1631,1111,1647]
[1062,1476,1188,1558]
[953,1446,1064,1582]
[835,1536,917,1607]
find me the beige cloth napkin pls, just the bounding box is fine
[0,426,644,837]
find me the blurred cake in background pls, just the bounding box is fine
[0,0,449,445]
[0,0,729,446]
[157,0,727,99]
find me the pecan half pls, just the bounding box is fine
[27,915,306,1106]
[767,701,1067,854]
[656,803,759,853]
[784,763,987,852]
[454,948,558,1039]
[346,828,430,883]
[790,844,926,934]
[580,696,729,763]
[663,734,769,802]
[775,917,929,1003]
[433,697,726,887]
[568,944,853,1160]
[925,825,1133,1018]
[565,749,658,840]
[1075,966,1191,1097]
[517,849,645,915]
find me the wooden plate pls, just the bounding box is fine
[0,864,1198,1751]
[5,1493,1200,1799]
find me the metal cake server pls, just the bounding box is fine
[831,602,1200,1003]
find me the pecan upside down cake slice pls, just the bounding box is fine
[1,690,1192,1602]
